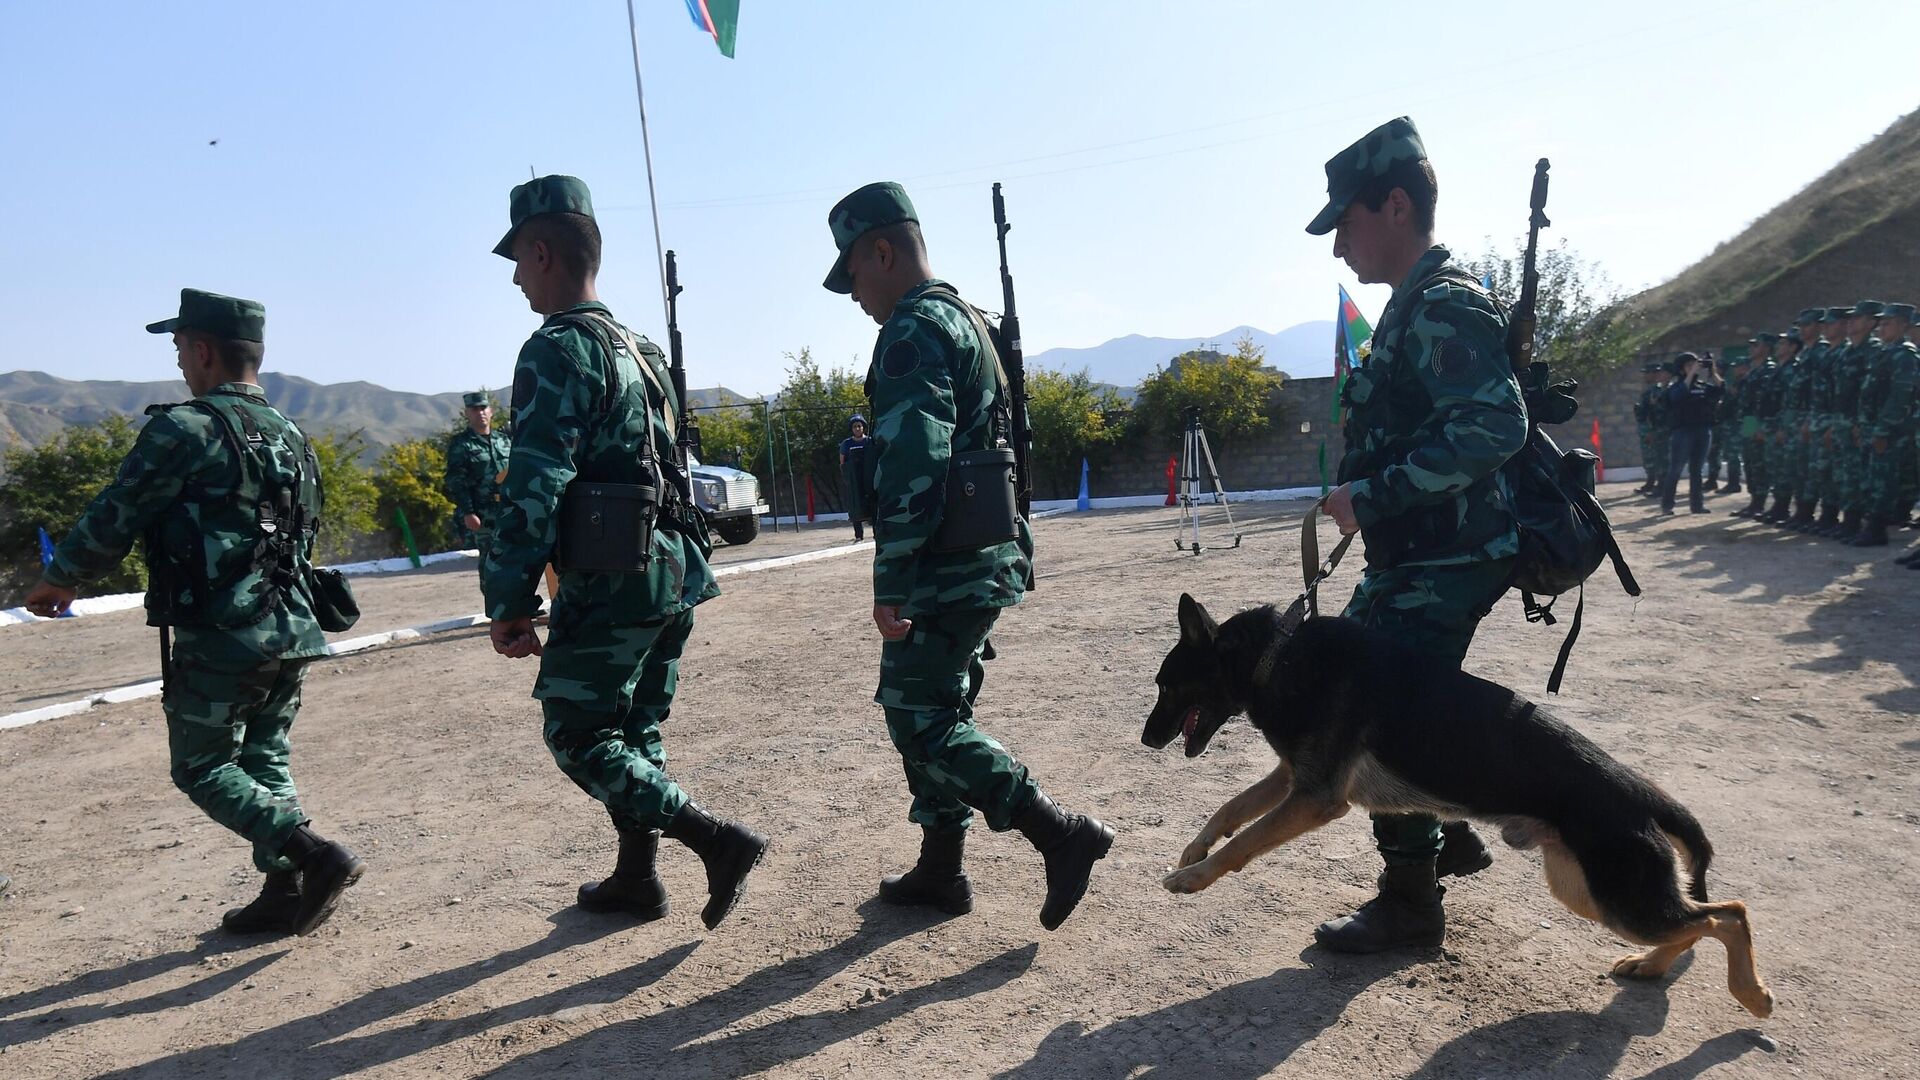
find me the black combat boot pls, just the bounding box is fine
[1735,490,1767,517]
[1702,477,1719,493]
[1314,860,1446,953]
[663,803,768,929]
[1013,793,1115,931]
[1761,493,1793,524]
[1812,504,1843,536]
[1434,820,1493,878]
[1849,514,1890,547]
[279,824,365,936]
[221,870,301,935]
[1786,499,1818,531]
[878,827,973,915]
[1897,544,1920,564]
[578,830,669,921]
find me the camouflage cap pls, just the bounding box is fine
[1822,306,1852,321]
[1853,299,1885,318]
[1784,328,1804,345]
[145,288,265,342]
[1642,360,1666,373]
[1750,332,1779,344]
[1724,343,1751,364]
[462,391,490,408]
[1884,303,1916,321]
[823,182,916,293]
[1305,116,1427,236]
[1795,308,1823,324]
[493,174,594,259]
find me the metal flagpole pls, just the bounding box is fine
[623,0,672,330]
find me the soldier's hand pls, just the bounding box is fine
[873,603,913,642]
[1324,483,1361,536]
[490,617,543,658]
[463,513,483,532]
[1874,436,1890,454]
[22,581,77,619]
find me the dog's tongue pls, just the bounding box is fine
[1182,706,1199,744]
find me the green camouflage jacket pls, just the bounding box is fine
[443,427,512,533]
[1832,339,1876,421]
[1861,339,1918,440]
[1640,383,1671,432]
[1337,246,1527,570]
[482,302,718,624]
[863,279,1033,616]
[1783,342,1826,416]
[44,383,328,667]
[1806,342,1841,416]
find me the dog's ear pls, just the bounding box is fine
[1177,593,1219,645]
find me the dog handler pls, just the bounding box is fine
[824,181,1113,930]
[1308,118,1529,953]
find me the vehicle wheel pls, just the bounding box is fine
[714,515,760,546]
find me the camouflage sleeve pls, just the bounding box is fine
[482,335,593,620]
[43,410,201,589]
[1874,346,1918,439]
[1347,299,1525,529]
[867,314,956,606]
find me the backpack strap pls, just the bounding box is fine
[917,284,1013,446]
[552,310,675,439]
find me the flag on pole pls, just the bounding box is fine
[1332,285,1372,425]
[37,526,56,568]
[684,0,741,58]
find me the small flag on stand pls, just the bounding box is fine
[37,526,56,568]
[684,0,741,58]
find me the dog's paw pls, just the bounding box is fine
[1161,863,1217,894]
[1611,953,1674,980]
[1177,837,1214,869]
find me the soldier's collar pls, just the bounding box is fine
[1388,245,1452,309]
[209,381,265,399]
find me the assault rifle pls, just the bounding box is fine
[1506,158,1555,414]
[663,249,700,502]
[992,183,1034,519]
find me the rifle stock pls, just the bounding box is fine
[992,183,1034,518]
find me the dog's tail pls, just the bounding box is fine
[1652,795,1714,903]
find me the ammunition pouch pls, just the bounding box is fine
[309,567,360,632]
[931,447,1019,552]
[555,474,660,573]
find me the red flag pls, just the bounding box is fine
[1590,418,1605,483]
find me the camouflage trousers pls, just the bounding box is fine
[1769,413,1801,500]
[163,651,311,873]
[1866,437,1916,518]
[1744,433,1770,495]
[875,607,1038,834]
[538,609,694,834]
[1344,557,1514,865]
[1636,427,1655,483]
[1713,421,1741,482]
[1648,431,1671,485]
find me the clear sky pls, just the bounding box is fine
[2,0,1911,398]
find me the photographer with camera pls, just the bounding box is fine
[1659,351,1724,515]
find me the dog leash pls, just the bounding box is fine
[1298,495,1354,618]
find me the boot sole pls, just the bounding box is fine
[878,877,975,916]
[577,882,670,923]
[1040,822,1115,932]
[294,858,365,937]
[701,835,769,930]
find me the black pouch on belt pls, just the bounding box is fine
[555,477,660,573]
[931,447,1019,552]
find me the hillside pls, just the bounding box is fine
[1028,320,1334,383]
[0,371,757,457]
[1625,108,1920,349]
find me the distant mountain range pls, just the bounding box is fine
[0,321,1332,456]
[1028,321,1334,384]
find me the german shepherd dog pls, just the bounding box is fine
[1141,594,1773,1018]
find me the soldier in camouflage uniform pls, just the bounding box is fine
[23,289,364,937]
[485,176,767,931]
[1633,361,1664,495]
[1793,307,1851,533]
[1733,334,1780,517]
[1711,345,1747,496]
[1308,118,1527,953]
[1762,313,1819,524]
[1859,304,1917,550]
[824,181,1113,930]
[443,390,512,566]
[1824,302,1882,539]
[1644,362,1674,499]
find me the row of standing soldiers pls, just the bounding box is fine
[1634,301,1920,553]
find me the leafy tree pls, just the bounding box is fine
[1462,238,1636,383]
[309,429,380,565]
[0,415,145,601]
[692,402,769,472]
[1025,367,1126,499]
[768,349,869,512]
[374,437,456,554]
[1132,336,1287,440]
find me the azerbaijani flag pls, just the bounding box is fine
[1332,285,1372,425]
[684,0,740,58]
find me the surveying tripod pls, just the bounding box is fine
[1175,408,1241,554]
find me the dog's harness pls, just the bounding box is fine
[1252,497,1353,690]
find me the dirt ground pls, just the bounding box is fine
[1,491,1916,1078]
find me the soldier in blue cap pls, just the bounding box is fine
[1300,118,1527,953]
